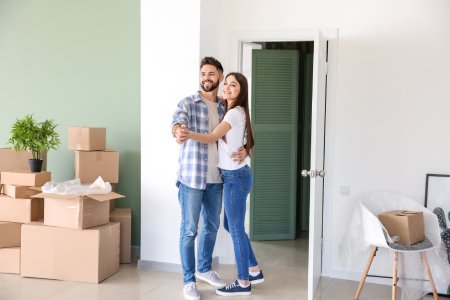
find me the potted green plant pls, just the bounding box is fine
[8,114,61,172]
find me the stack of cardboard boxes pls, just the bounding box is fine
[67,127,132,265]
[0,127,132,284]
[0,149,44,274]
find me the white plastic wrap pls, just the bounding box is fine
[340,192,450,299]
[41,176,112,195]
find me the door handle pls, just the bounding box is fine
[301,169,325,178]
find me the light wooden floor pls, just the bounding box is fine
[0,236,436,300]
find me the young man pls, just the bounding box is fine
[172,57,246,300]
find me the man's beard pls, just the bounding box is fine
[200,79,220,92]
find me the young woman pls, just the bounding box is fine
[186,72,264,296]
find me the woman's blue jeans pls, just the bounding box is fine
[178,182,223,284]
[221,165,258,281]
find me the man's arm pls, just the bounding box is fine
[172,124,189,144]
[231,146,248,163]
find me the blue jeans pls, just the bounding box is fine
[221,165,258,281]
[178,182,223,284]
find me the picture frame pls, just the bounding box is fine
[425,173,450,297]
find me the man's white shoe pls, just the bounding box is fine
[195,270,226,288]
[183,282,200,300]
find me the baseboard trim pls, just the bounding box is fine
[137,256,220,273]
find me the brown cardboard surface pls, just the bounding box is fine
[110,208,131,263]
[31,192,124,230]
[0,222,21,248]
[0,247,20,274]
[21,222,120,283]
[0,171,51,187]
[68,127,106,151]
[0,195,44,223]
[75,150,119,183]
[378,210,425,246]
[2,184,39,199]
[0,148,31,173]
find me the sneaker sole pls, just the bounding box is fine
[216,290,251,297]
[195,273,226,288]
[183,291,200,300]
[250,278,264,285]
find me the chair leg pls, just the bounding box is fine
[392,252,398,300]
[421,252,439,300]
[354,246,378,300]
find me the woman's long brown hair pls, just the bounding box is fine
[223,72,255,154]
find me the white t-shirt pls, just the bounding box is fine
[218,107,249,170]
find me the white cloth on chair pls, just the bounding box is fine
[340,192,449,299]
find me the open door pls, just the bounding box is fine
[305,31,328,300]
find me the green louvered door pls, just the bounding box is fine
[250,50,299,240]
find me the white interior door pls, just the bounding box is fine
[307,30,327,300]
[241,42,262,234]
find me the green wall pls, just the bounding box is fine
[0,1,141,245]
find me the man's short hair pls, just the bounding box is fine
[200,56,223,74]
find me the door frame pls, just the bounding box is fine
[230,28,338,299]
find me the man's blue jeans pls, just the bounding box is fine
[178,182,223,284]
[221,165,258,281]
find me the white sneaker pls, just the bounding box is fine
[195,270,226,288]
[183,282,200,300]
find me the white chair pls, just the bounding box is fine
[354,192,441,300]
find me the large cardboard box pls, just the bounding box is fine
[0,171,51,187]
[21,222,120,283]
[0,222,21,248]
[110,208,131,263]
[0,195,44,223]
[68,127,106,151]
[0,148,32,172]
[0,247,20,274]
[2,184,38,199]
[75,150,119,183]
[378,210,425,246]
[33,192,125,229]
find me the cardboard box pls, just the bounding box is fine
[110,208,131,263]
[0,195,44,223]
[75,150,119,183]
[0,148,32,172]
[0,171,51,187]
[0,222,21,248]
[2,184,38,199]
[68,127,106,151]
[21,222,120,283]
[0,247,20,274]
[378,210,425,246]
[32,191,125,229]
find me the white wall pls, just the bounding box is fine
[199,0,450,280]
[140,0,200,265]
[141,0,450,282]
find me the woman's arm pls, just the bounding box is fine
[187,121,231,144]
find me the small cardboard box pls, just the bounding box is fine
[0,148,32,173]
[33,192,125,230]
[21,222,120,283]
[0,195,44,223]
[68,127,106,151]
[110,208,132,263]
[0,171,51,187]
[0,247,20,274]
[0,222,21,248]
[378,210,425,246]
[2,184,38,199]
[75,150,119,183]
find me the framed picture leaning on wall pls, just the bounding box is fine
[425,173,450,297]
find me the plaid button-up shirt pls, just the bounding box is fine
[172,91,225,190]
